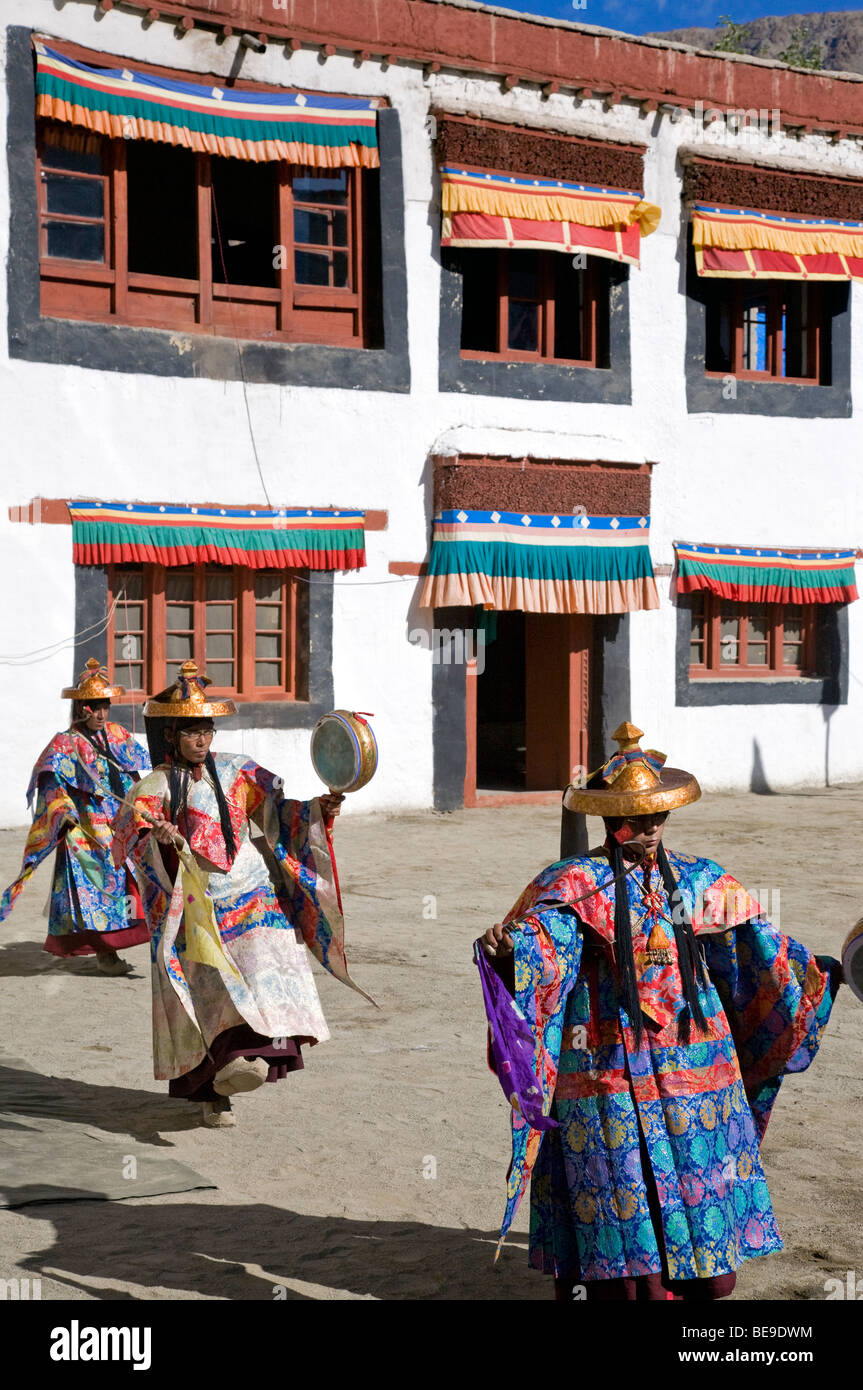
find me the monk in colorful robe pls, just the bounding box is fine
[479,721,840,1301]
[113,660,366,1128]
[0,659,150,974]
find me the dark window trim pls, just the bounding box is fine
[684,242,851,418]
[7,26,408,390]
[75,565,334,732]
[675,592,848,706]
[460,249,602,367]
[440,246,631,403]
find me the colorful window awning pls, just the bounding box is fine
[35,42,379,167]
[692,203,863,282]
[675,541,858,605]
[70,502,366,571]
[420,510,659,614]
[441,166,660,267]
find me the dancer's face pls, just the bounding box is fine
[173,720,215,765]
[81,700,110,732]
[607,812,669,861]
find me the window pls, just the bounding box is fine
[704,281,826,383]
[460,250,609,366]
[37,121,381,347]
[107,565,308,701]
[688,592,820,677]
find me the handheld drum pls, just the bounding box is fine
[310,710,378,794]
[841,917,863,1004]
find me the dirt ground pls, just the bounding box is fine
[0,788,861,1302]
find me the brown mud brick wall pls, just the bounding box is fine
[435,115,646,190]
[685,158,863,220]
[434,457,652,516]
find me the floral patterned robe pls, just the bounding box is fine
[114,753,366,1081]
[481,849,839,1284]
[0,723,150,954]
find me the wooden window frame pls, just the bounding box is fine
[461,249,601,367]
[688,591,818,679]
[704,279,822,385]
[36,120,374,348]
[106,563,306,703]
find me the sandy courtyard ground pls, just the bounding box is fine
[0,788,861,1302]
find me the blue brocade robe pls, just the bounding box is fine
[483,850,839,1283]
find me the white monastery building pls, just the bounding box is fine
[1,0,862,824]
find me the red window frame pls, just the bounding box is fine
[461,249,603,367]
[688,591,819,678]
[704,279,822,384]
[107,564,306,703]
[36,120,375,348]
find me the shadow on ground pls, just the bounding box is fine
[0,940,145,979]
[9,1194,539,1301]
[0,1063,200,1148]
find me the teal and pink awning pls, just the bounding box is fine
[35,42,379,167]
[70,502,366,571]
[675,541,858,605]
[420,510,659,614]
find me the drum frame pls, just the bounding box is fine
[311,710,378,794]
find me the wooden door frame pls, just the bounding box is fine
[463,615,591,809]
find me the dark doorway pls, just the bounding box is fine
[469,612,591,799]
[476,611,526,791]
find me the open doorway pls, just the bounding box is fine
[466,612,591,804]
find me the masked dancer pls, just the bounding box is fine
[478,722,841,1302]
[0,659,151,974]
[114,661,362,1128]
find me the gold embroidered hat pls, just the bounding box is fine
[143,660,236,719]
[62,657,126,702]
[563,721,701,817]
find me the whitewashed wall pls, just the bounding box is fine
[1,2,861,825]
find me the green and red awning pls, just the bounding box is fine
[70,502,366,571]
[675,541,858,605]
[420,509,659,614]
[35,42,379,167]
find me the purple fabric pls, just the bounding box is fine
[474,941,557,1132]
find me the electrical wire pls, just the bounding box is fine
[0,592,121,665]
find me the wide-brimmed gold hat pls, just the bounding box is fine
[143,660,236,719]
[62,657,125,702]
[563,721,700,817]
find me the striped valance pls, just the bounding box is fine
[70,502,366,571]
[675,541,858,605]
[35,42,379,168]
[692,203,863,282]
[441,166,660,267]
[420,510,659,615]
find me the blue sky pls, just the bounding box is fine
[495,1,861,37]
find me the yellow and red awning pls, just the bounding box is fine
[441,166,660,267]
[35,42,379,168]
[692,203,863,282]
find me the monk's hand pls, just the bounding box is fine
[149,812,180,847]
[482,922,517,958]
[320,793,345,821]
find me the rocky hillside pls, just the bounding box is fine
[646,10,863,74]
